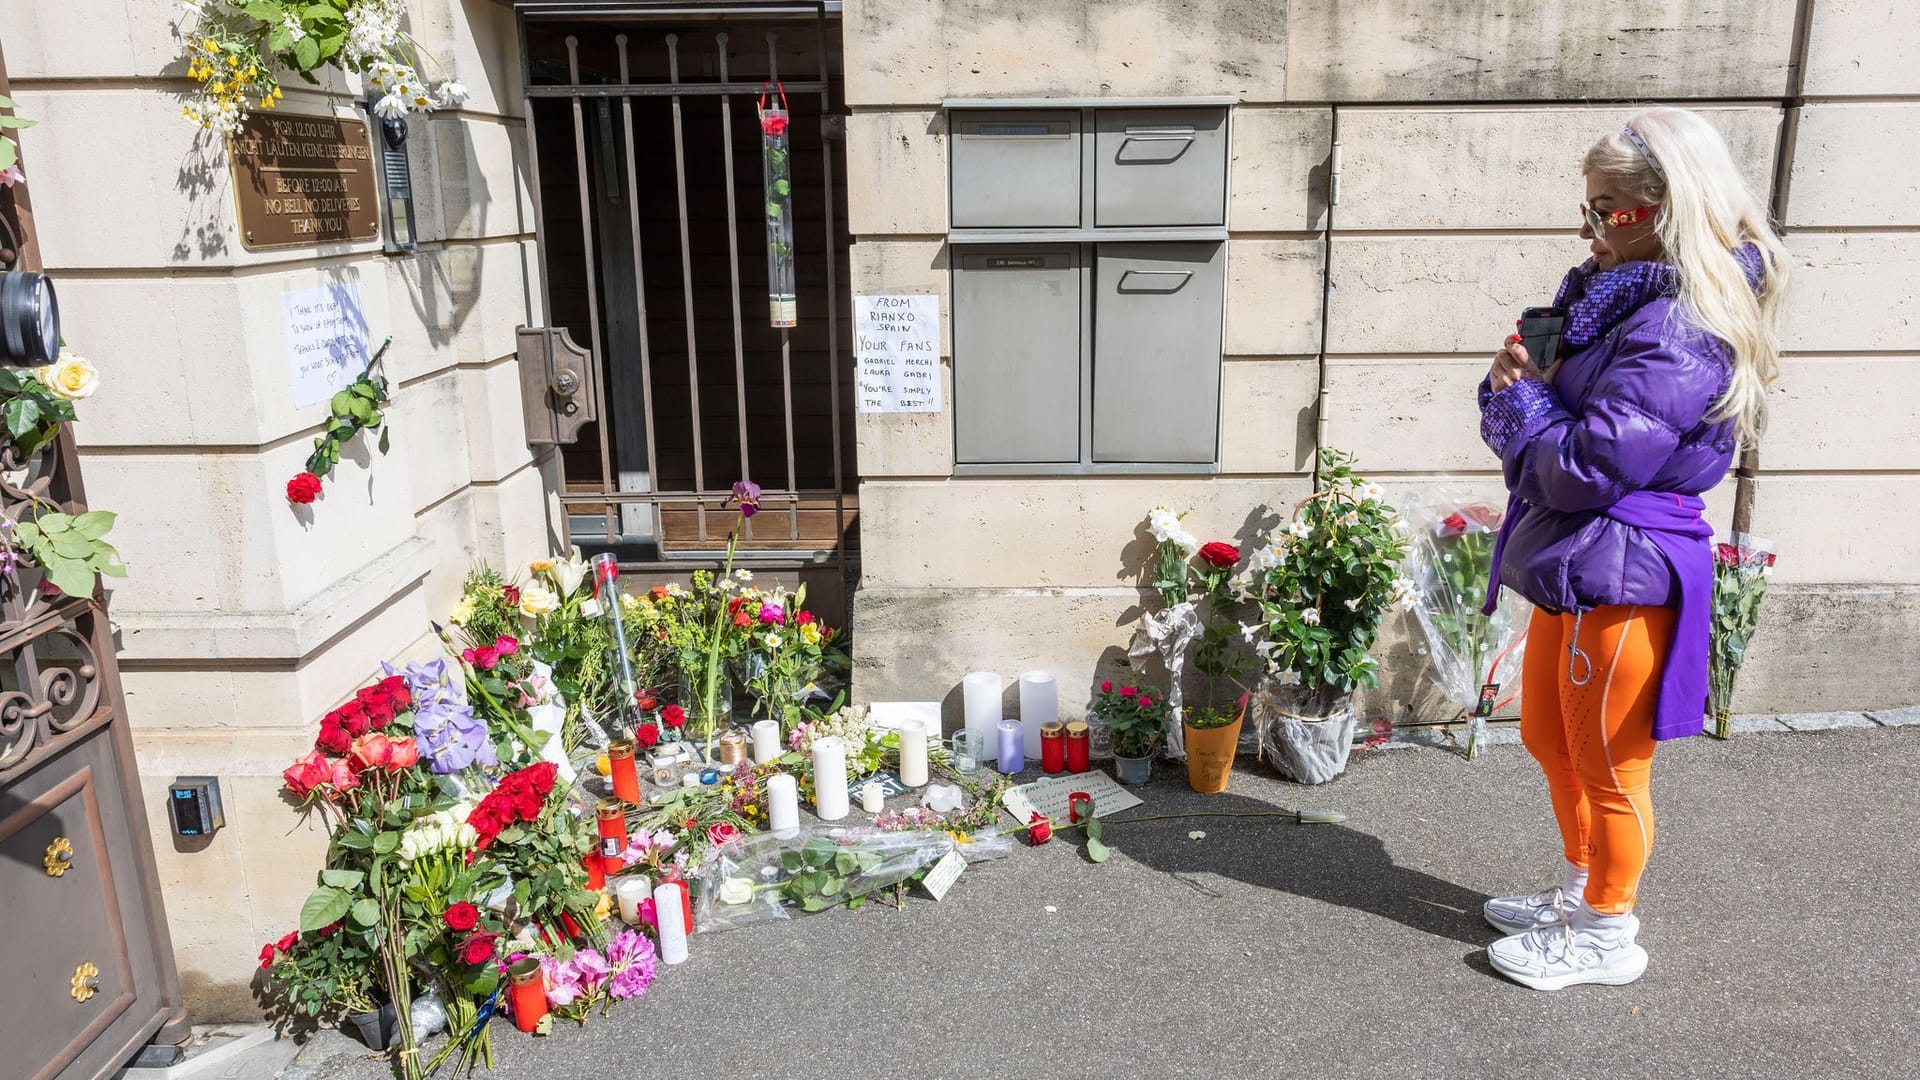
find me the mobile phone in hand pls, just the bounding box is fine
[1517,306,1567,372]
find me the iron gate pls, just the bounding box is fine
[515,4,855,618]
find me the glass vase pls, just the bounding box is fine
[759,101,797,327]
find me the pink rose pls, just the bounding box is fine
[282,751,331,798]
[387,736,420,770]
[494,635,520,657]
[707,822,740,848]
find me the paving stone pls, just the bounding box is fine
[1867,706,1920,727]
[1778,711,1878,731]
[1728,714,1790,733]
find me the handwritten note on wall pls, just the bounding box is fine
[284,283,371,409]
[854,294,941,414]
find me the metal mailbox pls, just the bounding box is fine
[1091,242,1225,463]
[1093,108,1229,227]
[952,246,1082,463]
[950,111,1081,228]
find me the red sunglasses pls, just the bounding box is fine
[1581,203,1657,233]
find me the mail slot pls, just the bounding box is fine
[1091,242,1225,462]
[1093,108,1228,227]
[950,111,1080,228]
[952,246,1081,463]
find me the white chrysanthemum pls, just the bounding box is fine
[1301,608,1322,626]
[372,91,407,119]
[435,80,469,107]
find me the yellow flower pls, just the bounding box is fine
[209,81,225,94]
[448,596,477,626]
[528,558,555,576]
[202,37,218,51]
[800,621,822,646]
[34,355,100,401]
[228,55,240,69]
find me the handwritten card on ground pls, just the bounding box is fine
[920,849,966,901]
[854,294,941,414]
[1001,771,1143,825]
[284,283,370,408]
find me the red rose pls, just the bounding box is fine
[283,750,331,798]
[275,931,299,952]
[635,692,659,712]
[1439,513,1469,537]
[377,676,411,708]
[318,921,343,937]
[355,685,389,707]
[459,932,498,966]
[796,610,817,625]
[511,788,543,821]
[636,724,661,749]
[525,762,559,795]
[1715,543,1739,567]
[1118,686,1138,698]
[502,585,520,606]
[761,111,789,137]
[1139,696,1155,709]
[316,717,352,755]
[363,699,396,730]
[443,901,481,932]
[1027,812,1053,845]
[707,822,740,848]
[348,732,394,773]
[1100,680,1114,694]
[494,635,520,657]
[336,701,372,737]
[387,736,420,770]
[259,943,278,969]
[1198,541,1240,569]
[732,610,752,628]
[661,705,686,729]
[286,471,323,505]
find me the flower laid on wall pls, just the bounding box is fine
[175,0,468,136]
[286,336,394,508]
[0,348,130,601]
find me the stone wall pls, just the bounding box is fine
[1,0,553,1019]
[841,0,1920,722]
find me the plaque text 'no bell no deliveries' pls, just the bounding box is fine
[229,113,380,250]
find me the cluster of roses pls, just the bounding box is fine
[441,900,501,966]
[1099,680,1159,711]
[460,633,521,672]
[258,920,340,969]
[285,676,422,799]
[1714,542,1777,568]
[631,701,686,749]
[466,761,559,853]
[1437,504,1503,538]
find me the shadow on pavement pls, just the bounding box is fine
[1110,790,1499,947]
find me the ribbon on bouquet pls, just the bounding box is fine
[1126,601,1204,759]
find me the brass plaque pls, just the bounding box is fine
[229,113,380,250]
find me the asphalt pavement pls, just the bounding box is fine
[295,724,1920,1080]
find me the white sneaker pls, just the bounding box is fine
[1487,906,1648,992]
[1483,885,1579,936]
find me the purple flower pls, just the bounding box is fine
[758,602,786,626]
[570,947,612,991]
[605,930,657,1000]
[726,479,762,518]
[386,659,497,774]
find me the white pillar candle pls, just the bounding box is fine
[962,672,1003,764]
[811,736,850,821]
[861,781,885,813]
[767,772,800,838]
[1019,671,1058,760]
[898,717,929,787]
[751,719,782,764]
[615,875,652,925]
[653,883,689,965]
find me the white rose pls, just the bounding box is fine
[35,355,101,401]
[518,583,560,617]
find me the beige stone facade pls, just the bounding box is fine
[4,0,1918,1019]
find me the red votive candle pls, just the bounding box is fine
[609,738,641,804]
[1065,720,1091,774]
[1040,722,1066,774]
[507,958,547,1033]
[595,798,629,863]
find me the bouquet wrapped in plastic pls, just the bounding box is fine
[1400,491,1529,757]
[1709,535,1776,739]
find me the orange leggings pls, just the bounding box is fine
[1521,605,1674,915]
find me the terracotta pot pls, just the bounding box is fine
[1184,694,1249,794]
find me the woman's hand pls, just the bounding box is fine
[1487,334,1538,394]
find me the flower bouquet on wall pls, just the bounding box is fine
[1239,449,1415,783]
[1399,491,1530,759]
[1709,535,1776,739]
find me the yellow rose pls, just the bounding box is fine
[529,558,555,576]
[518,584,560,617]
[35,355,100,401]
[448,596,477,626]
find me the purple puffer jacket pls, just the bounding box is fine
[1478,261,1737,615]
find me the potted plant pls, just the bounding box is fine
[1095,682,1170,785]
[1240,449,1416,783]
[1182,540,1254,792]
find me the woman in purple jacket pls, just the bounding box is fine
[1476,108,1789,990]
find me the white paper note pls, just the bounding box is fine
[854,294,942,413]
[1000,771,1144,825]
[920,849,966,901]
[283,283,370,409]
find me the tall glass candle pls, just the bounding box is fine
[1040,722,1066,774]
[506,958,547,1032]
[812,736,850,820]
[997,719,1024,775]
[751,719,781,763]
[595,798,628,862]
[898,717,929,787]
[608,738,641,804]
[654,883,689,965]
[963,672,1003,765]
[1066,720,1092,773]
[767,772,800,837]
[615,875,652,925]
[1019,671,1058,760]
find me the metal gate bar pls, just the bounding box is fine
[814,8,847,553]
[663,34,710,542]
[615,34,666,549]
[713,34,757,542]
[564,37,618,539]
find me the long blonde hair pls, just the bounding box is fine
[1584,107,1789,449]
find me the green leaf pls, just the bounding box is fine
[243,1,284,20]
[320,868,365,890]
[373,831,400,856]
[378,426,391,454]
[293,34,321,69]
[0,115,38,130]
[70,511,115,541]
[349,897,381,927]
[299,886,351,931]
[268,26,293,54]
[43,558,97,600]
[330,390,355,418]
[335,830,373,851]
[0,95,16,109]
[5,396,42,439]
[1085,835,1110,863]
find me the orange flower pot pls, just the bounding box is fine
[1184,694,1248,794]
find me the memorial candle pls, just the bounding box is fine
[962,672,1003,764]
[1065,720,1092,773]
[1040,722,1066,774]
[615,875,652,925]
[767,772,800,838]
[751,719,781,763]
[997,719,1024,775]
[898,717,929,787]
[1019,671,1058,760]
[506,958,547,1032]
[608,738,641,804]
[861,782,885,813]
[812,736,850,820]
[654,883,689,965]
[595,798,629,863]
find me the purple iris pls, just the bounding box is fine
[727,479,762,518]
[385,658,498,774]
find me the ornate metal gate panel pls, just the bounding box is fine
[0,45,187,1080]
